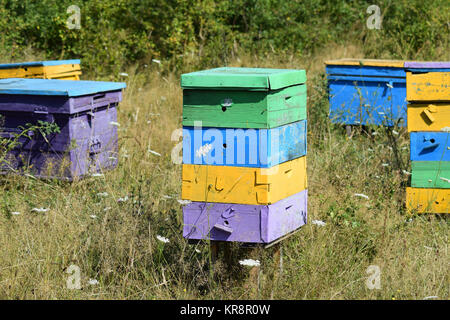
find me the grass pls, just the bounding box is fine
[0,43,448,299]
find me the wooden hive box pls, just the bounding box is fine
[0,78,126,180]
[0,60,82,80]
[325,59,406,127]
[182,120,306,167]
[405,61,450,102]
[181,156,307,205]
[183,190,307,243]
[181,67,307,129]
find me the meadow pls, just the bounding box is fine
[0,0,449,299]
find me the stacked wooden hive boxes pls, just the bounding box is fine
[0,60,82,80]
[325,59,407,128]
[180,68,308,244]
[405,62,450,214]
[0,78,126,180]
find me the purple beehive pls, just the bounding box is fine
[0,78,126,180]
[183,190,307,244]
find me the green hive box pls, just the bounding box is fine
[411,161,450,189]
[181,67,307,129]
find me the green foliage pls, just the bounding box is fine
[0,0,448,77]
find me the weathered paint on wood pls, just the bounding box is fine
[406,72,450,102]
[181,156,307,205]
[406,187,449,213]
[411,161,450,188]
[407,103,450,132]
[325,59,404,68]
[181,67,306,90]
[183,84,306,129]
[0,60,82,80]
[183,190,307,243]
[182,120,307,167]
[327,75,406,126]
[0,78,126,98]
[410,132,449,162]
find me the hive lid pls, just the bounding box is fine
[0,78,126,97]
[325,59,404,68]
[404,61,450,69]
[0,59,81,69]
[181,67,306,90]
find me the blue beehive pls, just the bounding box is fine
[325,59,407,127]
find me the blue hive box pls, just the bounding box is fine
[326,59,407,127]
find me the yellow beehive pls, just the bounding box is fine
[0,60,81,80]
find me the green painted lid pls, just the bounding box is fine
[181,67,306,90]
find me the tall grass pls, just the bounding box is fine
[0,43,448,299]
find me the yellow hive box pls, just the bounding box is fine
[0,60,81,80]
[182,156,307,205]
[406,72,450,102]
[407,103,450,132]
[406,187,449,214]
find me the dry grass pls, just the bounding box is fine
[0,44,448,299]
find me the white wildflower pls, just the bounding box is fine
[156,235,170,243]
[382,163,389,167]
[90,215,97,219]
[177,200,191,205]
[88,279,99,285]
[103,207,111,211]
[91,173,104,177]
[402,170,411,175]
[31,208,49,213]
[162,195,172,199]
[392,130,399,135]
[239,259,260,267]
[11,212,21,215]
[117,196,129,203]
[440,127,450,132]
[97,192,109,197]
[311,220,326,226]
[195,249,201,253]
[119,72,128,77]
[148,149,161,156]
[152,59,161,64]
[354,193,369,200]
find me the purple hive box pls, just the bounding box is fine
[0,78,126,180]
[183,190,307,244]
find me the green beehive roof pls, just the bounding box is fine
[181,67,306,90]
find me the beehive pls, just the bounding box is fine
[180,67,308,244]
[0,78,126,180]
[405,61,450,214]
[0,60,82,80]
[325,59,406,127]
